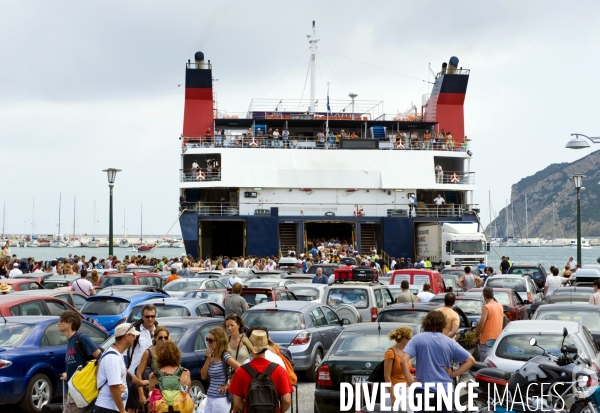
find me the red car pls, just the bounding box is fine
[1,278,44,292]
[0,295,84,318]
[96,272,164,291]
[467,287,528,321]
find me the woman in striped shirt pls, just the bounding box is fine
[201,327,241,413]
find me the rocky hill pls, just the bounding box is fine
[486,149,600,238]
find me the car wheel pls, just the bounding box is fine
[305,348,323,382]
[19,373,52,413]
[190,380,206,407]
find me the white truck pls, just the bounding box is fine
[415,222,488,267]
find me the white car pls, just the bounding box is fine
[243,278,297,288]
[287,284,328,302]
[163,278,226,297]
[484,320,600,372]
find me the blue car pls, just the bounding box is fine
[80,291,168,334]
[99,316,226,407]
[0,316,108,413]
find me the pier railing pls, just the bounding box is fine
[181,135,472,152]
[181,202,479,218]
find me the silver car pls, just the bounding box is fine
[126,297,225,322]
[242,301,350,382]
[288,284,328,302]
[484,320,600,372]
[322,282,394,323]
[243,279,296,288]
[484,274,542,305]
[163,278,226,297]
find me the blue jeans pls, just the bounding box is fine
[479,343,491,362]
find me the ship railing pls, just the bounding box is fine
[180,168,221,182]
[436,171,475,185]
[186,62,212,70]
[181,135,473,152]
[182,202,478,218]
[435,68,470,78]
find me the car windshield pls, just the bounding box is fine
[245,281,280,288]
[289,287,319,301]
[378,310,428,324]
[330,331,397,358]
[285,278,313,284]
[128,305,191,322]
[443,277,457,290]
[183,291,225,303]
[81,297,130,315]
[455,300,483,315]
[449,241,486,255]
[42,281,70,289]
[243,310,304,330]
[486,278,528,292]
[496,334,576,361]
[493,292,510,306]
[535,310,600,331]
[554,289,593,297]
[326,288,369,309]
[164,281,205,291]
[306,266,335,276]
[508,267,542,278]
[100,276,135,288]
[241,292,272,306]
[0,323,35,346]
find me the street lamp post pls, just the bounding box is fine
[103,168,121,256]
[572,174,585,267]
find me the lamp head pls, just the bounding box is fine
[103,168,122,184]
[565,136,590,150]
[571,174,586,189]
[348,92,358,99]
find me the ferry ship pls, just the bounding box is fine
[178,22,480,260]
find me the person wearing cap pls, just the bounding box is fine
[0,282,11,294]
[229,330,292,413]
[9,262,22,278]
[96,322,139,413]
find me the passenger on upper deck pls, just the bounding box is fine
[349,131,358,139]
[205,127,212,141]
[272,129,280,148]
[424,131,431,150]
[282,128,289,149]
[446,132,454,151]
[316,130,325,149]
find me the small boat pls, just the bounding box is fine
[88,239,100,248]
[119,238,129,247]
[29,240,39,247]
[172,241,185,248]
[135,245,153,252]
[68,239,82,248]
[51,240,67,248]
[156,242,171,248]
[568,239,592,249]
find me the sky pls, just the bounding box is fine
[1,1,600,236]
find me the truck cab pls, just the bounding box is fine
[416,222,489,267]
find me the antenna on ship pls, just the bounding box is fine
[307,20,319,113]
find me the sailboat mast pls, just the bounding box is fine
[140,204,143,243]
[511,203,516,239]
[2,202,5,240]
[505,199,508,240]
[525,194,528,240]
[488,190,492,238]
[31,198,35,238]
[123,208,126,237]
[93,200,96,239]
[553,203,556,240]
[73,196,76,239]
[58,193,62,238]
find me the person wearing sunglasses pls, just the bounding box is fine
[136,327,170,407]
[201,327,241,413]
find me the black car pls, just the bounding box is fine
[376,302,477,355]
[306,264,340,277]
[508,264,547,289]
[99,316,226,403]
[527,286,593,315]
[314,322,420,413]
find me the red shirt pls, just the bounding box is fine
[228,357,293,413]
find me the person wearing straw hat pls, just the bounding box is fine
[0,282,11,294]
[229,330,292,413]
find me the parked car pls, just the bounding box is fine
[122,266,154,273]
[314,322,419,413]
[126,297,225,323]
[466,287,529,321]
[531,303,600,341]
[182,289,227,305]
[12,273,54,283]
[243,279,297,288]
[390,269,448,295]
[98,316,224,406]
[376,302,477,355]
[41,275,81,290]
[162,278,226,298]
[95,285,169,296]
[507,264,548,289]
[12,289,88,311]
[80,291,168,334]
[287,284,328,302]
[242,301,350,381]
[0,316,108,413]
[570,269,600,286]
[440,272,460,292]
[96,273,165,291]
[429,293,485,324]
[283,274,315,284]
[0,295,84,318]
[232,287,298,308]
[483,274,542,306]
[250,271,289,279]
[484,320,600,372]
[277,257,301,272]
[323,282,394,323]
[1,278,44,292]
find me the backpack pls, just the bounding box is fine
[148,366,193,413]
[241,363,279,413]
[68,349,120,408]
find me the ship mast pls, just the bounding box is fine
[308,21,319,113]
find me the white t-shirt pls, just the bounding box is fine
[192,162,199,170]
[171,262,183,271]
[227,276,242,288]
[417,291,435,303]
[244,350,287,371]
[272,131,280,139]
[545,276,564,296]
[434,197,445,205]
[72,278,94,296]
[9,268,23,278]
[96,348,128,411]
[435,165,442,174]
[569,261,577,270]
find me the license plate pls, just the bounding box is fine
[352,375,369,384]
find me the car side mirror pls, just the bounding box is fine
[485,339,496,348]
[502,305,510,313]
[341,318,351,325]
[523,300,531,305]
[471,321,478,329]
